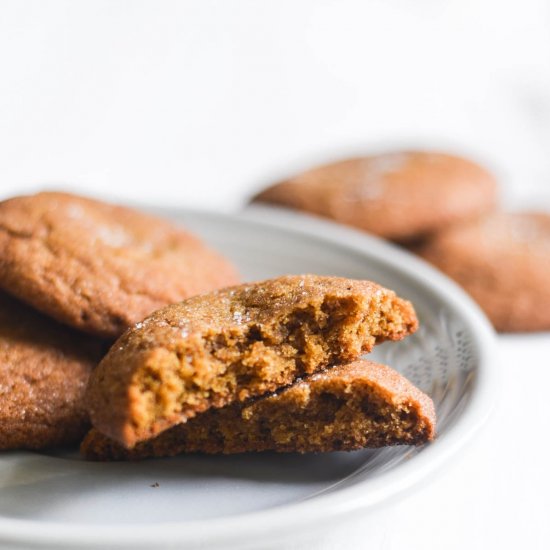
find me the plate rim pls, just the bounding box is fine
[0,205,498,548]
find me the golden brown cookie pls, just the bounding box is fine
[81,359,435,460]
[0,192,239,338]
[417,211,550,332]
[0,291,105,450]
[252,151,498,241]
[86,275,418,448]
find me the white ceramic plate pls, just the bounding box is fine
[0,206,497,550]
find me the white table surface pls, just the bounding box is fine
[0,2,549,549]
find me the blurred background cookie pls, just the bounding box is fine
[417,212,550,332]
[252,151,498,242]
[0,192,239,338]
[0,291,104,450]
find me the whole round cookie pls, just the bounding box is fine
[418,212,550,332]
[0,291,105,450]
[252,151,498,241]
[0,192,239,338]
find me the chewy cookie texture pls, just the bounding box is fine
[82,360,436,460]
[86,275,418,448]
[0,191,239,338]
[0,291,105,450]
[252,151,498,242]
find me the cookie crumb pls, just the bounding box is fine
[86,275,418,448]
[81,360,436,460]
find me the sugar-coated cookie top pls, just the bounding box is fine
[0,192,239,337]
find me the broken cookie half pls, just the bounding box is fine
[82,360,435,460]
[86,275,418,448]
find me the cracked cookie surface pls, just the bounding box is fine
[82,360,435,459]
[0,291,105,450]
[0,192,239,338]
[86,275,418,448]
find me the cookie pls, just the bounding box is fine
[252,151,498,241]
[81,359,435,460]
[0,291,105,450]
[86,275,418,448]
[417,212,550,332]
[0,192,239,338]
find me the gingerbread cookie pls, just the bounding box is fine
[0,192,239,338]
[81,359,435,459]
[252,151,498,241]
[86,275,418,448]
[0,291,105,450]
[418,212,550,332]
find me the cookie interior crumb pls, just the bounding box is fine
[87,276,418,448]
[82,360,435,460]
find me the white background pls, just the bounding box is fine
[0,1,549,549]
